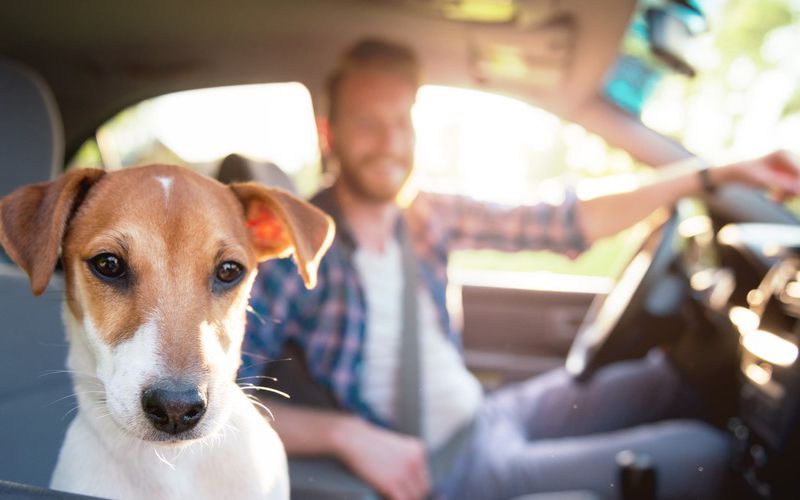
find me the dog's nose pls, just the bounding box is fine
[141,385,207,435]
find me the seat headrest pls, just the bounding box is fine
[0,58,64,264]
[215,153,298,194]
[0,58,64,195]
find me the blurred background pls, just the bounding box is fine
[68,0,800,282]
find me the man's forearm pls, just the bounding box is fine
[263,400,358,456]
[575,157,712,244]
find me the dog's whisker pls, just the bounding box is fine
[197,433,211,453]
[238,384,290,399]
[245,305,282,325]
[40,370,104,387]
[40,368,98,378]
[62,405,81,421]
[223,421,241,435]
[241,354,293,364]
[47,393,81,406]
[47,390,107,406]
[174,442,192,461]
[236,375,278,382]
[61,397,109,422]
[245,305,267,324]
[154,448,176,471]
[245,395,276,421]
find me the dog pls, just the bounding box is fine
[0,164,334,499]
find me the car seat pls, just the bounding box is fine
[215,153,298,194]
[0,58,75,489]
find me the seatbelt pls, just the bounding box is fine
[396,220,423,437]
[396,220,476,493]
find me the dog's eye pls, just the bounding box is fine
[216,261,244,284]
[89,253,126,280]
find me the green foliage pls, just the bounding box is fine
[68,139,103,170]
[714,0,793,67]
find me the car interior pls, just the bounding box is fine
[2,0,800,499]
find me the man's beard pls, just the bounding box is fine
[336,154,412,204]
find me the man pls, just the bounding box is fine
[240,39,800,499]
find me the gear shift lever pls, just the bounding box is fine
[617,449,657,500]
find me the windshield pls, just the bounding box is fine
[605,0,800,205]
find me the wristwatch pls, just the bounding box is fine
[698,165,716,194]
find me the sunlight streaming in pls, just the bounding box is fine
[151,83,319,173]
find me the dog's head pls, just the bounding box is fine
[0,164,333,442]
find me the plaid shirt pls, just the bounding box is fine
[239,186,587,427]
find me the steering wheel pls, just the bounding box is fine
[566,208,686,381]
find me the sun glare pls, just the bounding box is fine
[413,85,561,203]
[151,83,319,173]
[134,83,634,207]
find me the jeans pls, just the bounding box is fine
[440,351,731,500]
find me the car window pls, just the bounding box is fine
[70,83,652,283]
[605,0,800,213]
[412,86,650,282]
[69,83,322,196]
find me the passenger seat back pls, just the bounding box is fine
[0,58,73,488]
[216,153,298,194]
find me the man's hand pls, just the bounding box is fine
[714,149,800,201]
[332,416,431,500]
[577,149,800,244]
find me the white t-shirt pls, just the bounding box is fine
[354,239,483,450]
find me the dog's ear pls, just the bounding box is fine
[229,183,334,289]
[0,168,105,296]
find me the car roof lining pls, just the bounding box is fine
[0,0,648,163]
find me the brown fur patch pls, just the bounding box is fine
[0,168,105,295]
[61,166,254,375]
[229,183,334,288]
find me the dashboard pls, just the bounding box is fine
[707,222,800,499]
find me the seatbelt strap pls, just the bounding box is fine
[396,217,476,493]
[429,419,475,491]
[396,218,423,437]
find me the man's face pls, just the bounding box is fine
[329,71,416,203]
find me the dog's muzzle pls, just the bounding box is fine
[141,382,208,435]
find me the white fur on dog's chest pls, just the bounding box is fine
[52,390,288,500]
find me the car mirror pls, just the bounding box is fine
[645,0,708,77]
